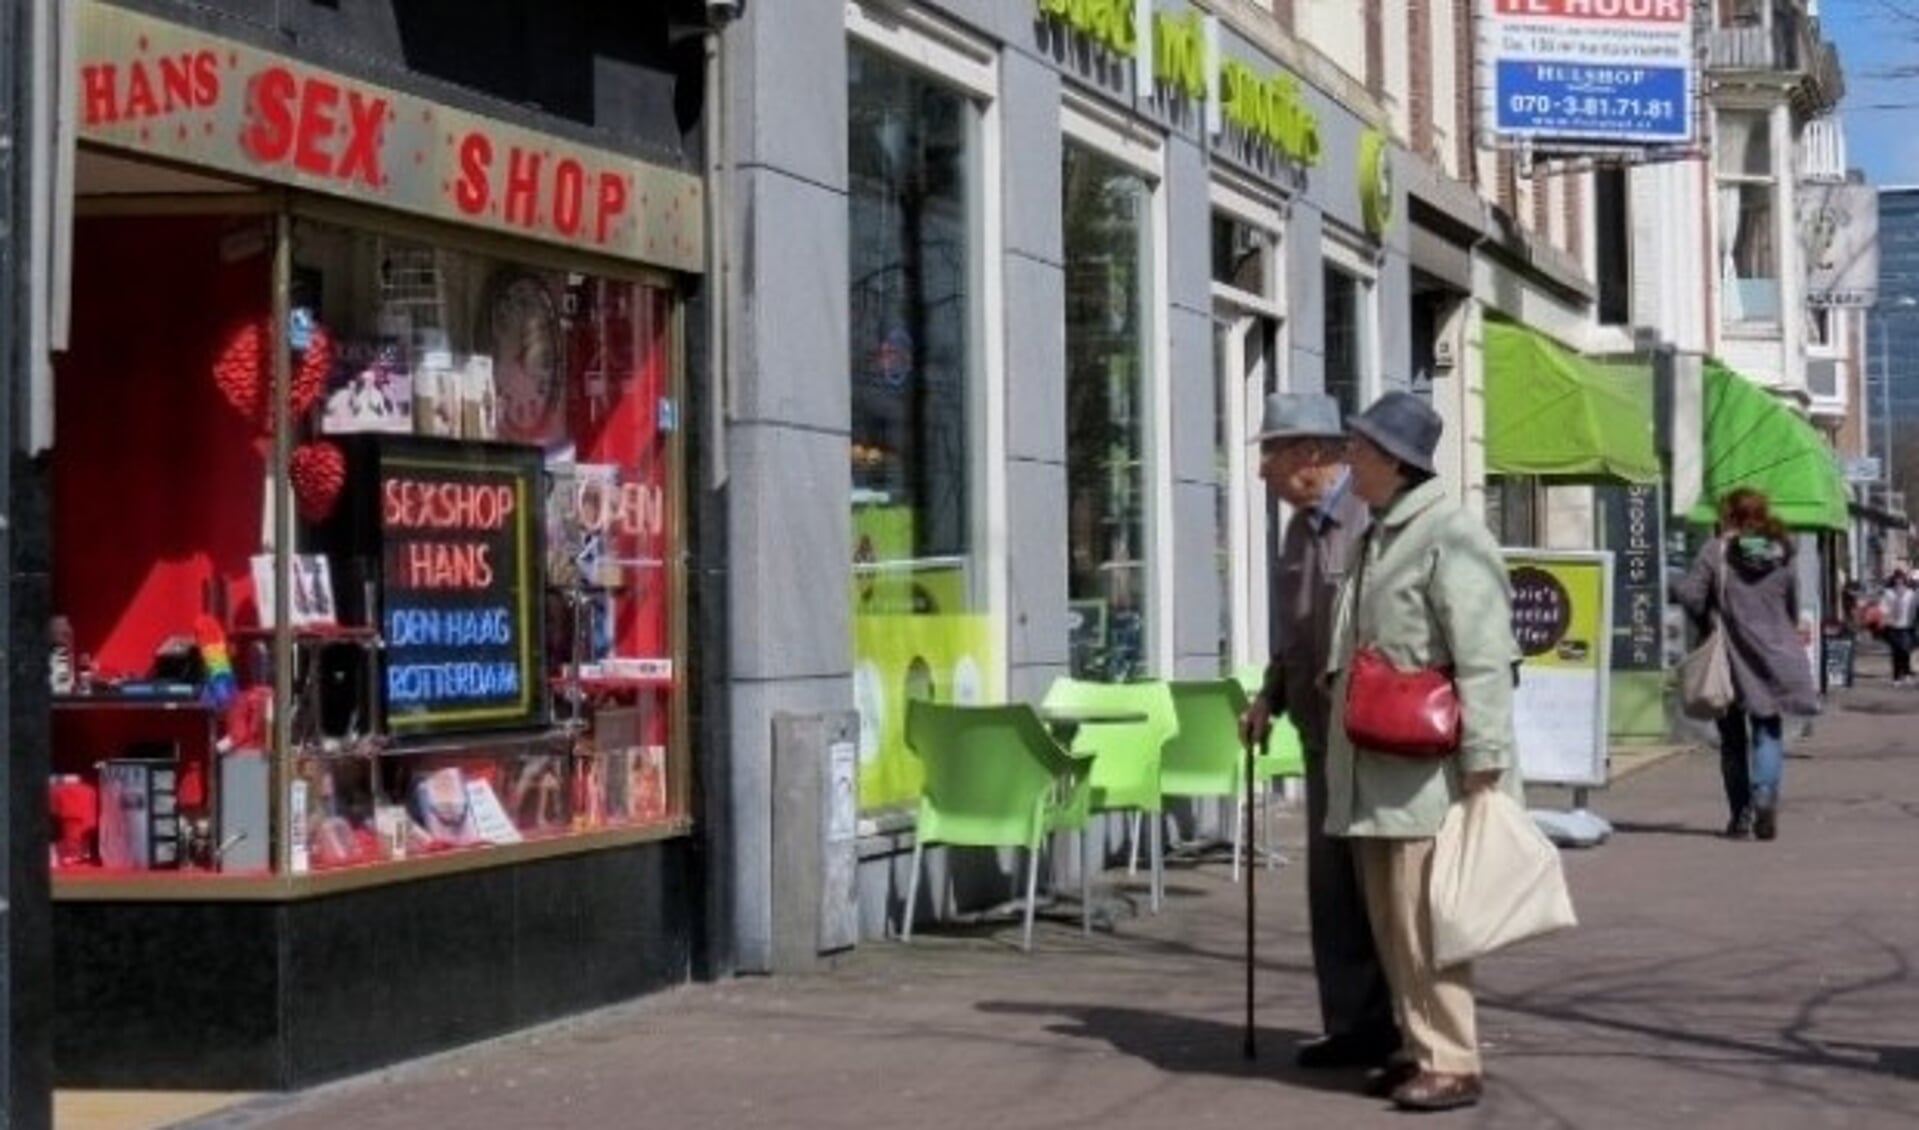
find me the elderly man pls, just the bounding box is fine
[1238,392,1400,1071]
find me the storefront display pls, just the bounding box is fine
[46,0,709,1092]
[847,43,988,813]
[1063,140,1153,681]
[49,12,690,890]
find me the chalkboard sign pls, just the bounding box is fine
[1599,483,1664,671]
[323,436,547,737]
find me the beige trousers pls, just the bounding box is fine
[1353,837,1481,1075]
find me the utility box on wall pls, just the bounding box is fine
[770,711,860,973]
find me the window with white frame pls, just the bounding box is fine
[1322,250,1377,419]
[1209,184,1285,675]
[1717,109,1779,327]
[846,7,1002,816]
[1063,104,1164,682]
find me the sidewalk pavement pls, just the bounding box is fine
[70,666,1919,1130]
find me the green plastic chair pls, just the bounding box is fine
[901,700,1093,951]
[1160,678,1250,879]
[1040,678,1179,912]
[1232,662,1307,869]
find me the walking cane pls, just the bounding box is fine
[1242,727,1263,1061]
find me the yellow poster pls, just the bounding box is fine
[851,614,999,812]
[1506,555,1608,672]
[1504,551,1613,788]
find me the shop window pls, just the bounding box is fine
[1212,214,1275,297]
[1065,142,1154,682]
[1214,314,1279,673]
[49,208,686,883]
[847,41,993,814]
[1486,474,1540,546]
[1323,263,1372,419]
[1717,110,1779,327]
[288,218,683,869]
[1594,165,1631,327]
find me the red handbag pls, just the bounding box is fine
[1343,645,1460,758]
[1341,528,1462,759]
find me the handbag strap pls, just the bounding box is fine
[1347,526,1376,657]
[1709,537,1730,628]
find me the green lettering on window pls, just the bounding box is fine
[1151,12,1206,101]
[1219,59,1321,167]
[1037,0,1138,58]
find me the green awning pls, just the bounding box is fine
[1690,360,1848,532]
[1484,320,1661,483]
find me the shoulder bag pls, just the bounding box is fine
[1677,540,1736,720]
[1341,528,1462,759]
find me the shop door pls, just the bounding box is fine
[1215,310,1281,672]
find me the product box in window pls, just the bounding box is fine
[96,759,181,870]
[633,745,668,823]
[321,336,413,435]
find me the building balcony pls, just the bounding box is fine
[1798,116,1848,182]
[1705,2,1845,117]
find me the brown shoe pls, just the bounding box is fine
[1390,1070,1482,1111]
[1362,1060,1420,1099]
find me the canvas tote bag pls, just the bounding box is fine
[1429,790,1578,969]
[1678,540,1736,720]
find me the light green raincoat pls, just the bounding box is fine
[1323,478,1525,839]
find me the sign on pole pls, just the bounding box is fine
[1480,0,1696,150]
[1504,549,1613,788]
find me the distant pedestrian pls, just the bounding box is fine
[1323,392,1523,1112]
[1670,488,1818,842]
[1236,393,1400,1075]
[1879,571,1917,685]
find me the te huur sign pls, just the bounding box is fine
[1036,1,1320,169]
[75,1,704,273]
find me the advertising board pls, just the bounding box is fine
[1481,0,1696,149]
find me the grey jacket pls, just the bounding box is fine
[1323,479,1525,839]
[1671,536,1818,718]
[1259,478,1371,754]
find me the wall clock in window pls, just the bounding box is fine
[487,270,563,443]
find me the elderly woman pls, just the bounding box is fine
[1324,392,1523,1113]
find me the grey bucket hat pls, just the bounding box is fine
[1255,392,1345,443]
[1346,390,1443,474]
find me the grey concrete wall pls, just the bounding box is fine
[724,0,852,974]
[1002,48,1070,705]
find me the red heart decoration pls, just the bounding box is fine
[211,320,334,434]
[289,441,348,523]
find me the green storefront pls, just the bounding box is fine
[1482,319,1666,737]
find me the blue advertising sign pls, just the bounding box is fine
[1481,0,1695,148]
[1493,61,1689,143]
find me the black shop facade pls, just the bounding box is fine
[48,0,707,1088]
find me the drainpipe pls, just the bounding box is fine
[705,12,733,493]
[697,0,738,980]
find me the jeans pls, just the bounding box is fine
[1890,628,1914,682]
[1716,711,1784,817]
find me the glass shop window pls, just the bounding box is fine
[279,218,683,871]
[1064,142,1154,682]
[846,42,991,816]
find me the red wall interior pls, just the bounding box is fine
[56,214,270,677]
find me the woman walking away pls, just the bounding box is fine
[1880,571,1917,685]
[1671,488,1818,841]
[1324,392,1524,1113]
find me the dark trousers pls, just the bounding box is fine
[1890,628,1913,682]
[1715,711,1785,818]
[1304,748,1398,1043]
